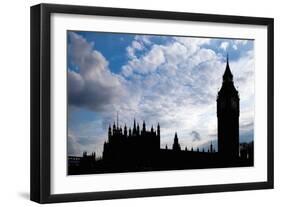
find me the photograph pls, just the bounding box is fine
[30,3,273,203]
[67,31,254,175]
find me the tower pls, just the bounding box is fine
[217,55,240,161]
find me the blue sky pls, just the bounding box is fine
[67,31,254,157]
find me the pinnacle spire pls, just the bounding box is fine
[142,120,146,132]
[227,53,229,65]
[223,53,233,82]
[117,111,119,128]
[133,118,136,128]
[113,121,116,129]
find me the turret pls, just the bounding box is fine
[91,152,96,161]
[142,120,146,133]
[129,128,132,136]
[113,122,116,135]
[108,124,112,138]
[172,132,181,151]
[133,119,136,135]
[137,123,140,135]
[157,123,160,137]
[124,125,127,137]
[223,54,233,82]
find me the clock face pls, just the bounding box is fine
[219,97,238,111]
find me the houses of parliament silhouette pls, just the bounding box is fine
[68,56,254,175]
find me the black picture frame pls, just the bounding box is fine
[30,3,274,204]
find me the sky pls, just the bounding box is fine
[67,31,254,157]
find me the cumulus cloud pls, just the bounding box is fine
[68,32,126,111]
[174,37,210,50]
[134,35,152,45]
[224,39,249,51]
[220,41,229,51]
[123,44,165,76]
[126,40,144,58]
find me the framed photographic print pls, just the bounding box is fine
[30,3,274,203]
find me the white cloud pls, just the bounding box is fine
[134,35,152,45]
[234,40,248,45]
[123,44,165,75]
[132,40,143,50]
[174,37,210,48]
[220,41,229,51]
[231,40,248,51]
[126,37,146,59]
[126,40,144,58]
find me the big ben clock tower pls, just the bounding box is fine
[217,55,240,161]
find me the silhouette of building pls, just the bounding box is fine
[217,54,240,161]
[68,55,254,175]
[102,120,160,167]
[172,132,181,151]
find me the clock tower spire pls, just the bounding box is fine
[223,53,233,82]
